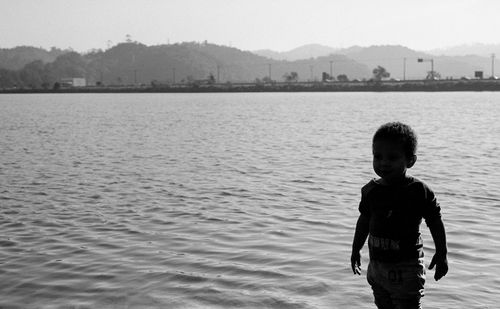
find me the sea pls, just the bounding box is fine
[1,92,499,308]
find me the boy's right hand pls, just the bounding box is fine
[351,251,362,275]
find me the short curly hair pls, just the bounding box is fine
[372,122,418,158]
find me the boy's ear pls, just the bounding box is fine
[407,155,417,168]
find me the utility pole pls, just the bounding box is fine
[403,57,406,81]
[492,54,496,78]
[329,60,333,79]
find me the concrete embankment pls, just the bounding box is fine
[2,79,500,93]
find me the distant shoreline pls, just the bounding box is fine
[2,79,500,94]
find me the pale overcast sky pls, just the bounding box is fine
[1,0,499,52]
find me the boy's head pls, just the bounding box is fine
[372,122,418,184]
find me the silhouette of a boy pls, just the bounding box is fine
[351,122,448,309]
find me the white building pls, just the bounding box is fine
[61,78,87,87]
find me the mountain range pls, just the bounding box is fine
[427,43,500,57]
[253,44,339,61]
[253,44,498,80]
[0,42,498,89]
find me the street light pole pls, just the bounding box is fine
[417,58,435,79]
[403,57,406,81]
[492,54,496,78]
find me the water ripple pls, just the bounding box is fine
[1,92,499,308]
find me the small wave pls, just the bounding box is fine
[169,272,210,284]
[291,179,315,184]
[0,239,16,247]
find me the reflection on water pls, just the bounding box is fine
[1,92,499,308]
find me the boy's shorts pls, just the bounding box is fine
[367,258,426,309]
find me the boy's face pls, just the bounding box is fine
[372,139,416,184]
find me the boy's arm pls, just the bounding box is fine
[351,213,369,275]
[427,217,449,281]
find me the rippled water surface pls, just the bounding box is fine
[1,92,499,308]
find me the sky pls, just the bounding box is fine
[1,0,500,52]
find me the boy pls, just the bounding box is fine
[351,122,448,309]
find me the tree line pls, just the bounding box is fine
[0,52,88,89]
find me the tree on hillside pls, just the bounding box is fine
[0,46,67,71]
[322,72,334,82]
[426,70,441,80]
[208,73,215,84]
[337,74,349,82]
[46,52,87,78]
[0,68,20,88]
[372,65,390,81]
[262,76,273,83]
[19,60,46,88]
[283,71,298,82]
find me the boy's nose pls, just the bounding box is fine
[383,159,391,165]
[380,160,392,168]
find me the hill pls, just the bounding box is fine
[253,44,338,61]
[92,42,282,84]
[0,46,67,70]
[2,42,497,89]
[427,43,500,57]
[0,42,370,88]
[253,44,496,80]
[92,42,369,85]
[340,45,490,80]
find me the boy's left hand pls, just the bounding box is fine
[428,253,448,281]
